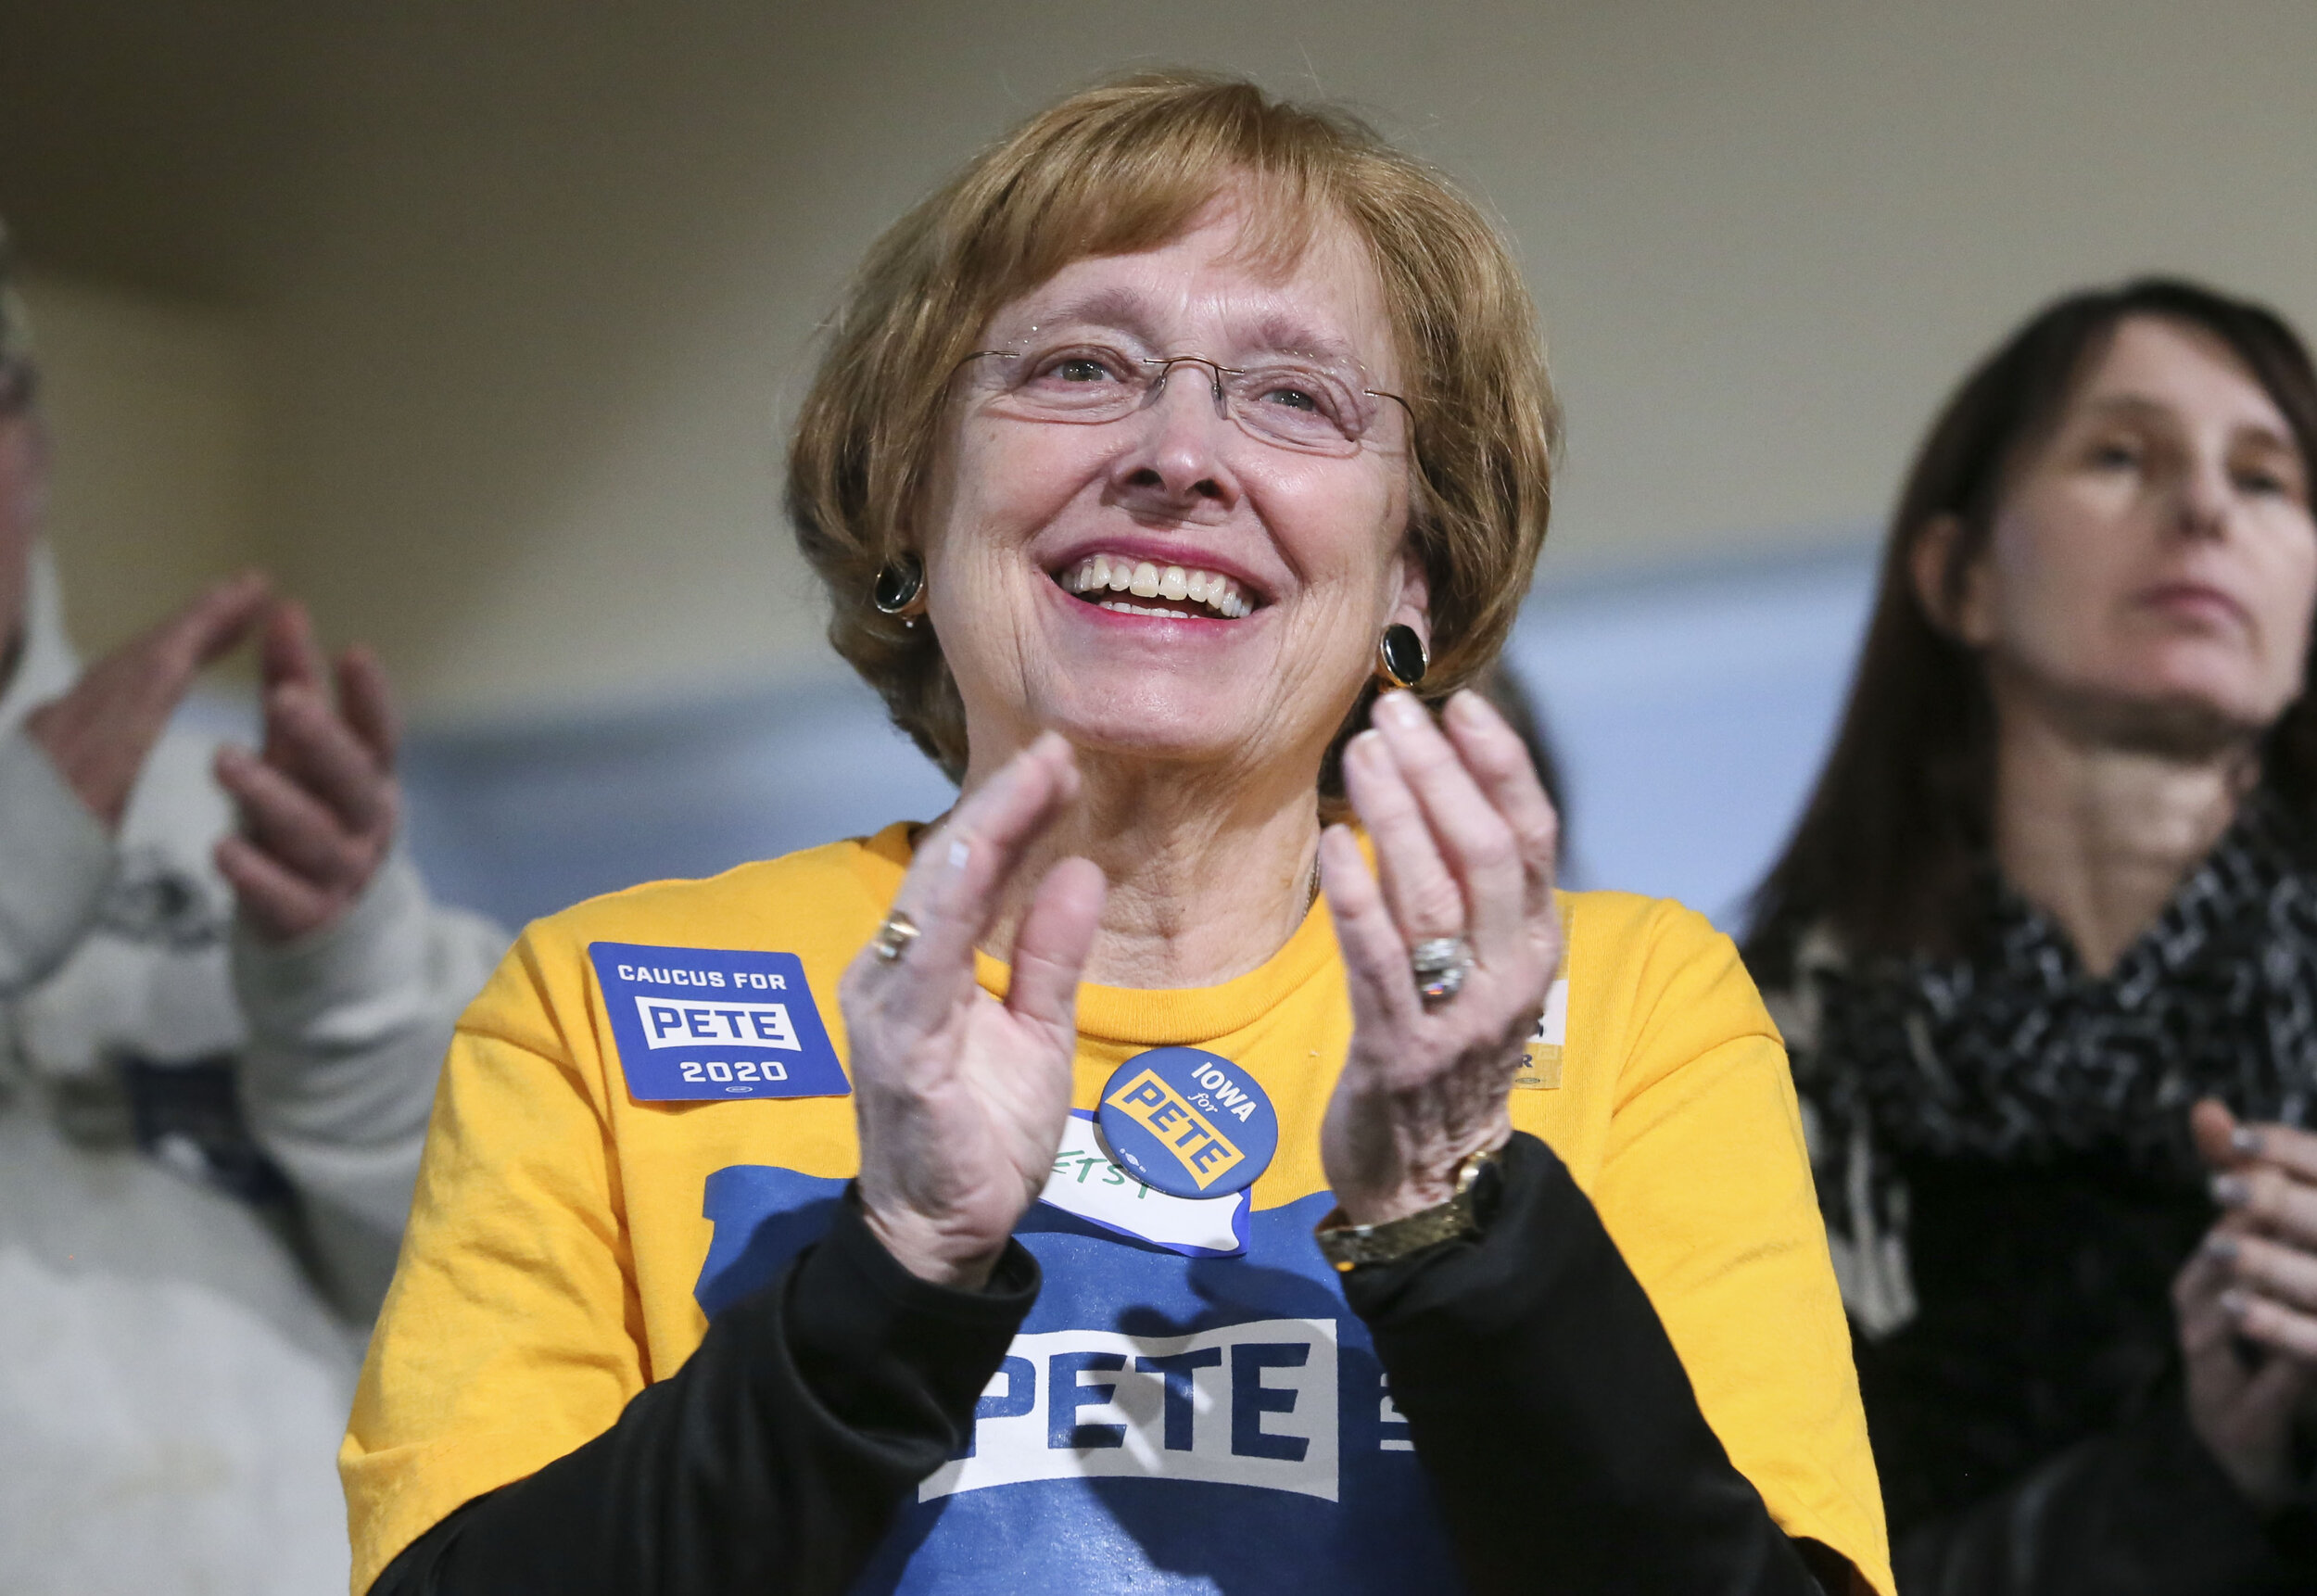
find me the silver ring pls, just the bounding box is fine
[872,911,920,963]
[1410,936,1472,1006]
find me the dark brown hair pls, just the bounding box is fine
[785,71,1557,788]
[0,221,35,416]
[1746,279,2317,977]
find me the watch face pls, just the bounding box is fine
[1095,1047,1278,1200]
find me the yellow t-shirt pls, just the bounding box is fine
[343,824,1892,1595]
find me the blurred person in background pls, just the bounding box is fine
[1475,658,1568,842]
[1748,280,2317,1593]
[346,74,1888,1596]
[0,224,504,1592]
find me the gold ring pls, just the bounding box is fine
[872,910,920,962]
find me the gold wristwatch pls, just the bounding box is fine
[1312,1146,1501,1273]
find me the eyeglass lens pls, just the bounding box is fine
[967,344,1394,456]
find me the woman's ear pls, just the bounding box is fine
[1908,513,1994,647]
[1390,548,1433,650]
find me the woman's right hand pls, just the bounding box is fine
[2176,1098,2317,1508]
[841,732,1107,1291]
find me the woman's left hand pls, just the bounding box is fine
[1320,689,1564,1227]
[2178,1098,2317,1507]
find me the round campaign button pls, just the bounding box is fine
[1095,1046,1277,1199]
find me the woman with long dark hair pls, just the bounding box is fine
[1749,279,2317,1591]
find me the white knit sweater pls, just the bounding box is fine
[0,547,505,1594]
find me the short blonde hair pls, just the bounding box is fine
[787,71,1558,788]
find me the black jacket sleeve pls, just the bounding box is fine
[366,1188,1038,1596]
[1339,1132,1855,1595]
[1889,1394,2317,1596]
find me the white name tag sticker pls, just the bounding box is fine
[1038,1111,1248,1257]
[1538,974,1568,1046]
[1513,975,1572,1091]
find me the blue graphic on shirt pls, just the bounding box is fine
[697,1166,1461,1596]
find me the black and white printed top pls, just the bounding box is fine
[1757,794,2317,1593]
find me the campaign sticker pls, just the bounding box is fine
[589,941,850,1102]
[1095,1047,1276,1199]
[1039,1111,1249,1257]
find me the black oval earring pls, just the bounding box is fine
[1376,623,1428,690]
[873,554,925,621]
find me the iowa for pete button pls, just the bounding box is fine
[1095,1046,1277,1198]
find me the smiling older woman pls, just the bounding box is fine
[346,75,1888,1596]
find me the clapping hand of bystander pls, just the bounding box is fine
[2178,1097,2317,1509]
[24,570,269,830]
[23,575,405,946]
[211,599,403,942]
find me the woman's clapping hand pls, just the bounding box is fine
[1319,690,1564,1227]
[842,733,1107,1290]
[2177,1098,2317,1507]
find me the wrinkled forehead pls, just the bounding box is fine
[977,192,1402,385]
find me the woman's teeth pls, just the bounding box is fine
[1060,553,1254,618]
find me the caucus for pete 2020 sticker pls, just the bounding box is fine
[1095,1046,1277,1199]
[589,942,850,1102]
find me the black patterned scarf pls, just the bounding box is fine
[1806,794,2317,1232]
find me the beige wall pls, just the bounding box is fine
[12,0,2317,716]
[19,274,260,659]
